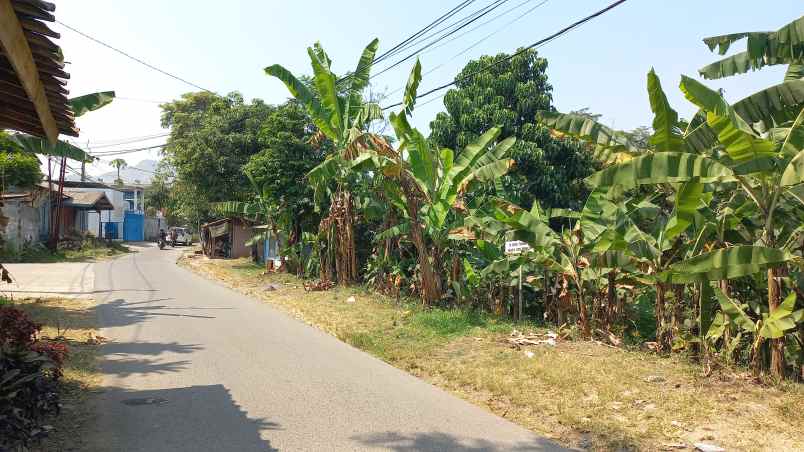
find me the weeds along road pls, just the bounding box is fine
[85,244,565,451]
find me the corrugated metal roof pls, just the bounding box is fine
[63,190,114,210]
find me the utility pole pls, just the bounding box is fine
[81,139,88,181]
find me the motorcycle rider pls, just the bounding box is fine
[158,228,167,248]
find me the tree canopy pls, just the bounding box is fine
[243,101,327,240]
[429,49,597,210]
[160,92,274,223]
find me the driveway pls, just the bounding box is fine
[85,246,566,451]
[4,262,95,299]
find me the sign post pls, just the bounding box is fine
[505,241,532,321]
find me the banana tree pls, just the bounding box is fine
[265,40,382,284]
[706,288,802,375]
[676,75,804,377]
[697,15,804,81]
[347,59,516,304]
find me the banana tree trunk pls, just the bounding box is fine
[606,270,617,329]
[768,266,785,378]
[409,221,441,305]
[655,282,669,351]
[575,275,591,339]
[399,177,441,305]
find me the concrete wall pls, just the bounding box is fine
[144,216,167,241]
[1,200,44,251]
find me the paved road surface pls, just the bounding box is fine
[86,245,566,451]
[5,262,94,299]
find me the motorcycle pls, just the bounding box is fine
[158,238,166,250]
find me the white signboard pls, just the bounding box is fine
[504,240,532,255]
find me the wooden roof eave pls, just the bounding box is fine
[0,0,76,141]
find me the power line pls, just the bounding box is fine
[371,0,512,80]
[89,143,167,157]
[386,0,550,98]
[374,0,477,64]
[82,133,171,149]
[424,0,546,57]
[56,20,215,93]
[336,0,477,85]
[381,0,628,111]
[374,0,492,65]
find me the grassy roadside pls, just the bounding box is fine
[12,297,102,452]
[180,255,804,451]
[1,240,131,263]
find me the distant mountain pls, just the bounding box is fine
[94,159,158,185]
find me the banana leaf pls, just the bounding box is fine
[69,91,115,117]
[665,245,795,284]
[10,134,94,162]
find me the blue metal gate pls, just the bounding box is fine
[123,211,144,241]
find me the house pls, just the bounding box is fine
[60,181,146,241]
[0,184,114,250]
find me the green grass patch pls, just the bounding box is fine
[1,240,131,263]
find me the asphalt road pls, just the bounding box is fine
[86,245,566,451]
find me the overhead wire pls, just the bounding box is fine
[335,0,477,85]
[372,0,477,64]
[385,0,550,98]
[381,0,629,111]
[89,143,167,157]
[55,20,215,93]
[370,0,512,80]
[79,133,170,149]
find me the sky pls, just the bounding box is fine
[50,0,800,179]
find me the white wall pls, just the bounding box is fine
[72,187,142,238]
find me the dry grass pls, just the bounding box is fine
[181,255,804,451]
[12,297,101,452]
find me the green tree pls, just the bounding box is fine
[243,101,327,244]
[109,158,127,185]
[0,131,42,189]
[160,92,274,224]
[429,49,597,210]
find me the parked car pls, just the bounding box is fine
[168,227,193,246]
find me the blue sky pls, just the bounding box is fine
[54,0,800,176]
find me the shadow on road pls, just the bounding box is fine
[98,298,220,328]
[89,384,279,452]
[103,341,203,356]
[351,431,568,452]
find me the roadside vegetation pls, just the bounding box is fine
[162,12,804,451]
[0,297,101,452]
[182,256,804,451]
[0,235,130,263]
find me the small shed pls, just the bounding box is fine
[200,217,256,259]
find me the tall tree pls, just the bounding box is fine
[429,49,597,210]
[243,101,327,244]
[265,39,382,284]
[160,92,274,224]
[110,158,127,184]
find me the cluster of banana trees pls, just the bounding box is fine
[225,16,804,379]
[493,16,804,379]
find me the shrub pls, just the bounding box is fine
[0,307,66,450]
